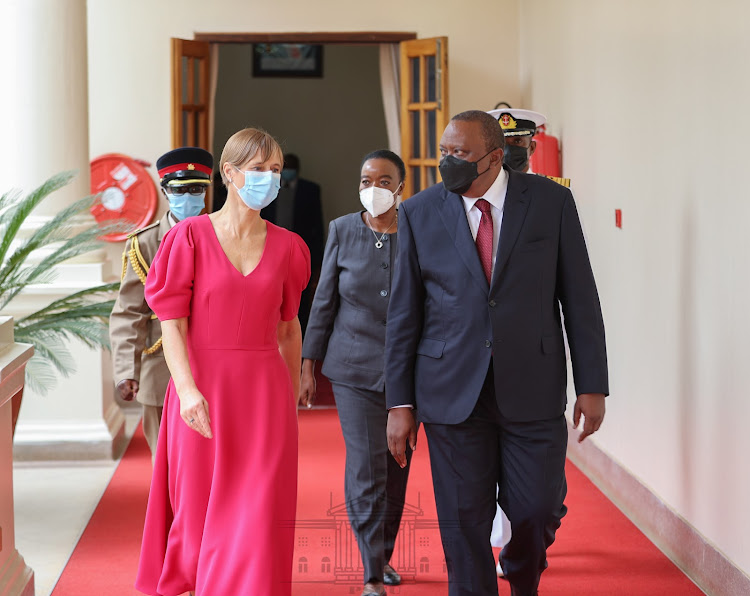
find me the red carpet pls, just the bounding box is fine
[52,411,703,595]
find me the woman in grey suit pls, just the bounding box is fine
[300,150,410,596]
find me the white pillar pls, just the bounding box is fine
[1,0,90,211]
[0,318,35,596]
[0,0,126,460]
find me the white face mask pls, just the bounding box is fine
[359,184,400,217]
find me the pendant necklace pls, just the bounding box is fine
[366,213,397,249]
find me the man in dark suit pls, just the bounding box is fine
[261,153,325,336]
[385,111,608,596]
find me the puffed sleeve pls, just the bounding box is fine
[144,221,195,321]
[280,232,312,322]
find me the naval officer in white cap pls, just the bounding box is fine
[485,107,571,578]
[488,108,545,174]
[487,107,571,189]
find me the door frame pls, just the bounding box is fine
[193,32,417,44]
[176,31,435,205]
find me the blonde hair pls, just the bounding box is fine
[219,128,283,185]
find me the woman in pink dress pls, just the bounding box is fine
[136,128,310,596]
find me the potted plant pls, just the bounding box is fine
[0,171,122,436]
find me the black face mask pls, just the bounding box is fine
[503,144,530,172]
[439,148,498,195]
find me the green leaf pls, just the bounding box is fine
[0,172,132,395]
[23,356,61,396]
[16,283,119,323]
[0,188,23,216]
[0,171,77,266]
[13,332,76,381]
[16,319,112,351]
[0,194,98,289]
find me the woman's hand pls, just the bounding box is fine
[178,387,213,439]
[162,318,211,437]
[299,359,317,409]
[278,318,302,405]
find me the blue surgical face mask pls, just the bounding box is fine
[168,191,205,221]
[280,169,298,183]
[232,167,281,211]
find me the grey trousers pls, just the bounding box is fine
[331,382,412,584]
[142,404,163,460]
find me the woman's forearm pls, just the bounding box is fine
[302,358,316,376]
[161,318,198,396]
[278,318,303,403]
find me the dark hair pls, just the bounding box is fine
[450,110,505,152]
[284,153,300,171]
[360,149,406,182]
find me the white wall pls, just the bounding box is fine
[88,0,750,576]
[213,44,388,225]
[521,0,750,574]
[87,0,520,161]
[88,0,521,273]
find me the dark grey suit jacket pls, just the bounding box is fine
[302,212,397,392]
[385,167,608,424]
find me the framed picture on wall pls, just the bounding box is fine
[252,44,324,78]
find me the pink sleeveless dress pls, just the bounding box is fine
[135,215,310,596]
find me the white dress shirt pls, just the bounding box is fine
[461,167,509,277]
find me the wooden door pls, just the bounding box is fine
[171,39,210,149]
[399,37,449,199]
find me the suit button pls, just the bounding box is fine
[380,320,387,326]
[380,289,388,297]
[381,262,389,269]
[489,300,497,307]
[485,340,492,348]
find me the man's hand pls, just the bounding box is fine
[387,408,417,468]
[573,393,606,442]
[116,379,139,402]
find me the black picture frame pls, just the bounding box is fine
[252,43,324,78]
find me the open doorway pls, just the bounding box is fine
[174,33,448,201]
[172,32,448,405]
[212,42,390,226]
[211,41,397,407]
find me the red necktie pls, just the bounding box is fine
[475,199,493,283]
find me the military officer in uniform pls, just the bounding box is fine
[485,108,572,577]
[487,107,571,188]
[109,147,214,457]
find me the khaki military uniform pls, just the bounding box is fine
[110,214,175,455]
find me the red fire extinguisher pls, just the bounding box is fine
[529,124,561,178]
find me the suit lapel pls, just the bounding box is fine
[437,187,489,292]
[491,169,530,294]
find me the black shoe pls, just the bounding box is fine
[362,582,386,596]
[383,564,401,586]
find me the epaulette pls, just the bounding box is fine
[126,220,160,239]
[546,175,571,188]
[120,222,164,355]
[121,228,154,285]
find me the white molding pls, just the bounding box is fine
[0,549,34,596]
[12,414,127,462]
[567,430,750,596]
